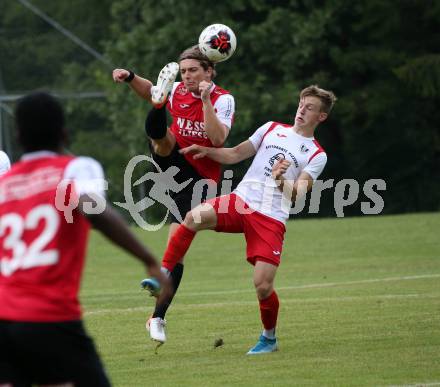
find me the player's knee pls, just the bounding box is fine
[183,210,197,229]
[152,140,173,157]
[254,280,273,300]
[184,204,214,231]
[183,209,204,231]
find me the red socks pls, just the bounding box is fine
[162,224,196,272]
[259,291,279,330]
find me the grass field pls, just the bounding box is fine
[81,212,440,387]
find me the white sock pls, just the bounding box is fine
[263,328,276,339]
[160,267,171,277]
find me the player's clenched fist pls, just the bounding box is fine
[199,80,213,102]
[271,159,291,180]
[112,68,131,83]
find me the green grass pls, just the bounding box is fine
[81,212,440,386]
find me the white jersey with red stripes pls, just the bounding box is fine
[234,121,327,223]
[167,81,235,182]
[0,151,105,322]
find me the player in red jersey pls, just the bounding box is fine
[143,85,337,353]
[0,92,170,386]
[113,45,235,345]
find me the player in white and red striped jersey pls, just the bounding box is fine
[113,46,235,344]
[0,92,170,386]
[143,85,337,354]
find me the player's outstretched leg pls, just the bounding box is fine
[141,263,185,347]
[144,62,179,155]
[140,206,215,348]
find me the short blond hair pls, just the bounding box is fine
[300,85,337,114]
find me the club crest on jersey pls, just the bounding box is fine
[268,153,285,167]
[176,86,188,95]
[300,143,310,154]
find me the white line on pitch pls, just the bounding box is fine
[84,292,440,316]
[184,273,440,297]
[83,273,440,301]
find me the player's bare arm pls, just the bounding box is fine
[272,164,314,203]
[77,194,171,301]
[200,80,229,146]
[112,68,154,103]
[180,139,256,165]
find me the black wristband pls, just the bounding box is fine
[124,70,135,83]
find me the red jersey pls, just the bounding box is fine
[168,82,234,182]
[0,154,98,322]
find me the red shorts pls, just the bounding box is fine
[206,193,286,266]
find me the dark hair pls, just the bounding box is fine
[179,45,217,79]
[15,92,66,152]
[300,85,337,114]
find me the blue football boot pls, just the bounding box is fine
[247,335,278,355]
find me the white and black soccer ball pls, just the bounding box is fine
[198,24,237,63]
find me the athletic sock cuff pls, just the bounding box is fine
[259,291,279,307]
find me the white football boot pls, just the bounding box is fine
[151,62,179,107]
[146,317,167,352]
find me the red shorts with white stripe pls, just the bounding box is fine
[205,193,286,266]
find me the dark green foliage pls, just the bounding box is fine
[1,0,439,217]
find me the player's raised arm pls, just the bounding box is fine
[112,68,154,102]
[180,139,256,165]
[200,81,230,146]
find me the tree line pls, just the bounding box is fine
[1,0,439,219]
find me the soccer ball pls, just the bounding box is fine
[198,24,237,63]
